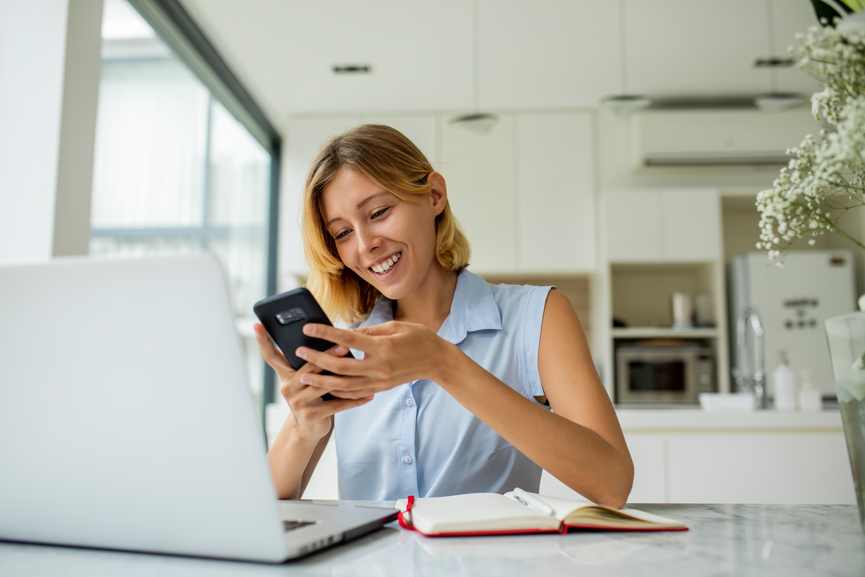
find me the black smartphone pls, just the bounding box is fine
[253,288,353,401]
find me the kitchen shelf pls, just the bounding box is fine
[611,327,719,339]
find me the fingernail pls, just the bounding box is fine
[303,324,315,336]
[300,374,312,384]
[296,348,306,359]
[363,395,374,401]
[335,346,347,355]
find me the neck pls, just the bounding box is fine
[393,263,458,334]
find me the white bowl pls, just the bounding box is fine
[699,392,757,412]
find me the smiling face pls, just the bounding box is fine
[320,166,447,301]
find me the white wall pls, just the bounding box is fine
[0,0,103,265]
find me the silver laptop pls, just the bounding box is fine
[0,255,396,562]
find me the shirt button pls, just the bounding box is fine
[405,398,414,407]
[404,456,413,464]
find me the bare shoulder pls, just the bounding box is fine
[539,289,589,354]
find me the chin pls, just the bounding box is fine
[374,283,407,301]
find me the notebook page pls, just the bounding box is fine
[508,492,683,527]
[406,493,559,534]
[503,491,594,521]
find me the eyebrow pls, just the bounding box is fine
[325,191,390,226]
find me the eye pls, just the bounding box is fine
[334,229,350,240]
[371,207,390,219]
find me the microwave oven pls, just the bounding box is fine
[615,346,715,404]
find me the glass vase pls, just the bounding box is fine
[824,312,865,533]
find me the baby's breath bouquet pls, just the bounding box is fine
[760,7,865,534]
[756,18,865,263]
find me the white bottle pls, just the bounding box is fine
[772,350,797,411]
[798,369,823,412]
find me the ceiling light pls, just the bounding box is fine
[449,113,498,135]
[753,93,808,112]
[450,9,497,135]
[600,95,653,117]
[599,1,652,118]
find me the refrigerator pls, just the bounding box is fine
[728,250,857,398]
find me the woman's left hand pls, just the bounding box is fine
[295,321,451,399]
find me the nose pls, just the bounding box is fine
[355,224,382,255]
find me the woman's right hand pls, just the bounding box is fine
[254,323,373,443]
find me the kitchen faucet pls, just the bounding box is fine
[733,307,768,409]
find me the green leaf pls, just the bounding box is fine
[837,0,861,13]
[810,0,844,26]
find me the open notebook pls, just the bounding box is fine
[395,491,687,537]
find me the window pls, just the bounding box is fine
[93,0,275,412]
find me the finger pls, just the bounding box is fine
[302,323,374,350]
[325,387,381,400]
[351,321,400,336]
[297,347,365,376]
[316,395,375,416]
[299,371,368,392]
[254,324,293,372]
[295,344,350,376]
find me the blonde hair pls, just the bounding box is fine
[301,124,470,324]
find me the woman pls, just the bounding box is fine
[255,125,633,507]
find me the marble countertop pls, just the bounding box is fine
[2,504,863,576]
[615,409,842,431]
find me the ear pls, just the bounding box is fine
[426,172,448,217]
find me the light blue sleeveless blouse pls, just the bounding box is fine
[334,269,553,500]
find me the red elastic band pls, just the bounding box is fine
[398,496,416,531]
[397,510,412,530]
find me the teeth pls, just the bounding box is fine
[371,252,400,275]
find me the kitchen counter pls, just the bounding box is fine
[615,408,843,431]
[2,504,862,576]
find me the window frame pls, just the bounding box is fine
[121,0,283,426]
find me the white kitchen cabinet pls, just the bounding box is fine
[625,0,773,96]
[603,190,663,262]
[539,410,854,506]
[439,115,517,274]
[623,434,667,503]
[604,189,720,263]
[667,432,853,504]
[661,190,721,261]
[516,114,596,273]
[280,115,437,280]
[478,0,621,109]
[234,0,474,114]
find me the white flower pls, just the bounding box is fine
[757,25,865,264]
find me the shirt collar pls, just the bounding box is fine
[359,269,502,345]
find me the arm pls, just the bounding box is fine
[267,418,332,500]
[296,292,633,507]
[254,323,372,500]
[436,289,633,507]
